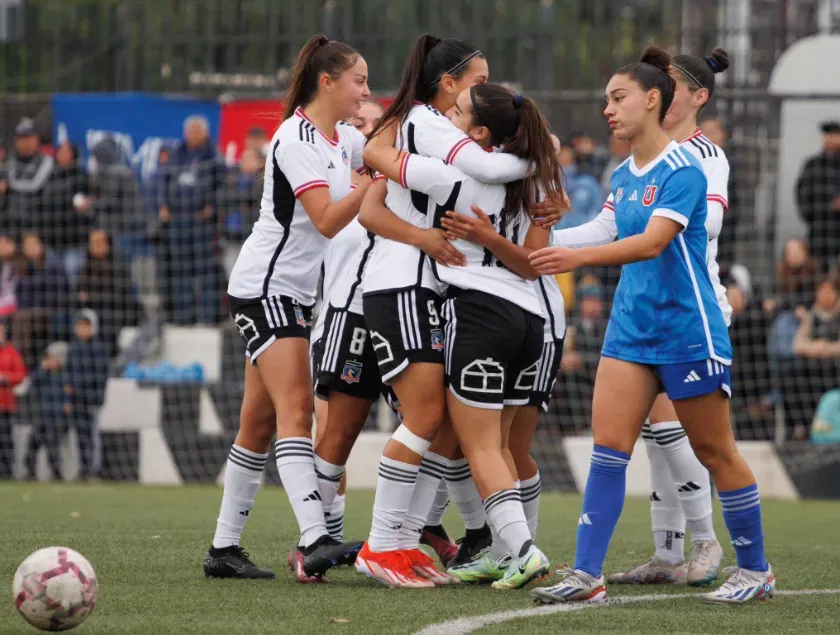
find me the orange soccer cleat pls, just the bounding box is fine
[354,543,435,588]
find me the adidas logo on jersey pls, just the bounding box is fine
[683,370,702,383]
[327,161,336,169]
[629,190,638,201]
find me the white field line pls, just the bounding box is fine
[413,589,840,635]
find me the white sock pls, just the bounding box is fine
[326,494,345,541]
[368,456,420,552]
[645,425,685,564]
[274,438,328,548]
[446,458,486,530]
[520,472,542,540]
[314,455,345,513]
[652,421,717,543]
[426,478,450,526]
[487,522,507,560]
[484,489,531,557]
[399,453,447,549]
[212,445,267,549]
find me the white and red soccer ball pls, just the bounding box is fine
[13,547,98,631]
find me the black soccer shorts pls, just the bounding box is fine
[315,306,384,401]
[228,294,313,364]
[363,288,445,384]
[442,289,545,410]
[527,337,564,412]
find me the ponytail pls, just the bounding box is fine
[672,47,730,105]
[283,34,359,120]
[468,84,565,221]
[369,33,483,144]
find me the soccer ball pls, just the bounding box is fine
[12,547,98,631]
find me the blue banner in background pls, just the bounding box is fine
[51,93,220,180]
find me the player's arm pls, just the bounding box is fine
[345,124,368,174]
[703,157,729,241]
[553,195,618,247]
[282,141,371,239]
[358,177,465,267]
[530,169,702,274]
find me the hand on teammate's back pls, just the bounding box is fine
[416,228,465,268]
[440,206,495,246]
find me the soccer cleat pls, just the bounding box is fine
[491,542,550,591]
[203,545,275,580]
[606,555,687,585]
[686,540,723,586]
[531,569,607,604]
[406,548,461,585]
[451,525,493,566]
[447,549,511,584]
[301,535,364,578]
[289,544,328,584]
[420,525,459,568]
[702,565,775,604]
[354,543,435,588]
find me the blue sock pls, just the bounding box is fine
[574,445,630,577]
[719,484,768,572]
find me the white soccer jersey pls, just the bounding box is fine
[553,129,732,324]
[535,231,567,341]
[363,103,531,296]
[399,154,542,316]
[228,108,366,306]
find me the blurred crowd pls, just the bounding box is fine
[0,111,838,481]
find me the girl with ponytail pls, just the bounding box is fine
[531,45,773,606]
[206,34,372,583]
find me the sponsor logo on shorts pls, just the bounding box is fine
[294,305,309,327]
[341,360,363,384]
[430,328,444,351]
[233,313,260,348]
[461,358,504,394]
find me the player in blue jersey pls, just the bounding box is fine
[528,45,774,605]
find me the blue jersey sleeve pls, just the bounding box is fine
[649,167,707,229]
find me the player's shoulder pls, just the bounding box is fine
[275,110,318,148]
[405,102,448,127]
[337,120,365,144]
[657,143,706,182]
[680,130,727,163]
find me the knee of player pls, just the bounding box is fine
[688,439,736,474]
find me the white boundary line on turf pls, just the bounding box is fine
[413,589,840,635]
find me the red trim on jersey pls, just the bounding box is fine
[294,180,329,197]
[356,166,366,174]
[373,173,387,182]
[399,154,410,189]
[707,194,729,213]
[446,137,472,164]
[295,108,339,146]
[680,128,703,143]
[603,201,615,211]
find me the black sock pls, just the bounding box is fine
[422,524,450,540]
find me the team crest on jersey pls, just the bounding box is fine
[294,305,308,327]
[341,360,362,384]
[643,185,658,206]
[615,187,624,203]
[430,329,444,351]
[341,146,350,165]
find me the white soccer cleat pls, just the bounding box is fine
[702,565,775,604]
[607,555,686,585]
[686,540,723,586]
[531,569,607,604]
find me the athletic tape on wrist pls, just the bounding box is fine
[391,424,432,456]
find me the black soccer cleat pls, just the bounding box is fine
[301,535,364,578]
[451,524,493,567]
[203,545,275,579]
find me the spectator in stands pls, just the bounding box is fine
[0,118,54,239]
[795,120,840,271]
[700,116,739,264]
[12,232,69,369]
[159,115,225,325]
[43,142,92,284]
[555,145,603,230]
[0,320,27,479]
[89,137,145,264]
[65,309,109,481]
[770,237,818,314]
[0,233,19,319]
[782,276,840,436]
[76,229,142,357]
[24,340,67,481]
[600,133,631,195]
[244,127,269,157]
[568,131,610,179]
[220,148,262,277]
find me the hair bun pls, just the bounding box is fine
[639,44,671,72]
[705,48,730,74]
[420,33,442,54]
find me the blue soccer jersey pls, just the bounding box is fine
[601,141,732,366]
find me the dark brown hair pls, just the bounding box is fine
[672,48,730,106]
[283,35,359,120]
[368,34,483,143]
[616,45,676,123]
[468,84,565,220]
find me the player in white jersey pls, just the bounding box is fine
[204,35,372,583]
[552,49,733,587]
[309,99,385,545]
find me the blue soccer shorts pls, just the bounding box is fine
[654,358,732,401]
